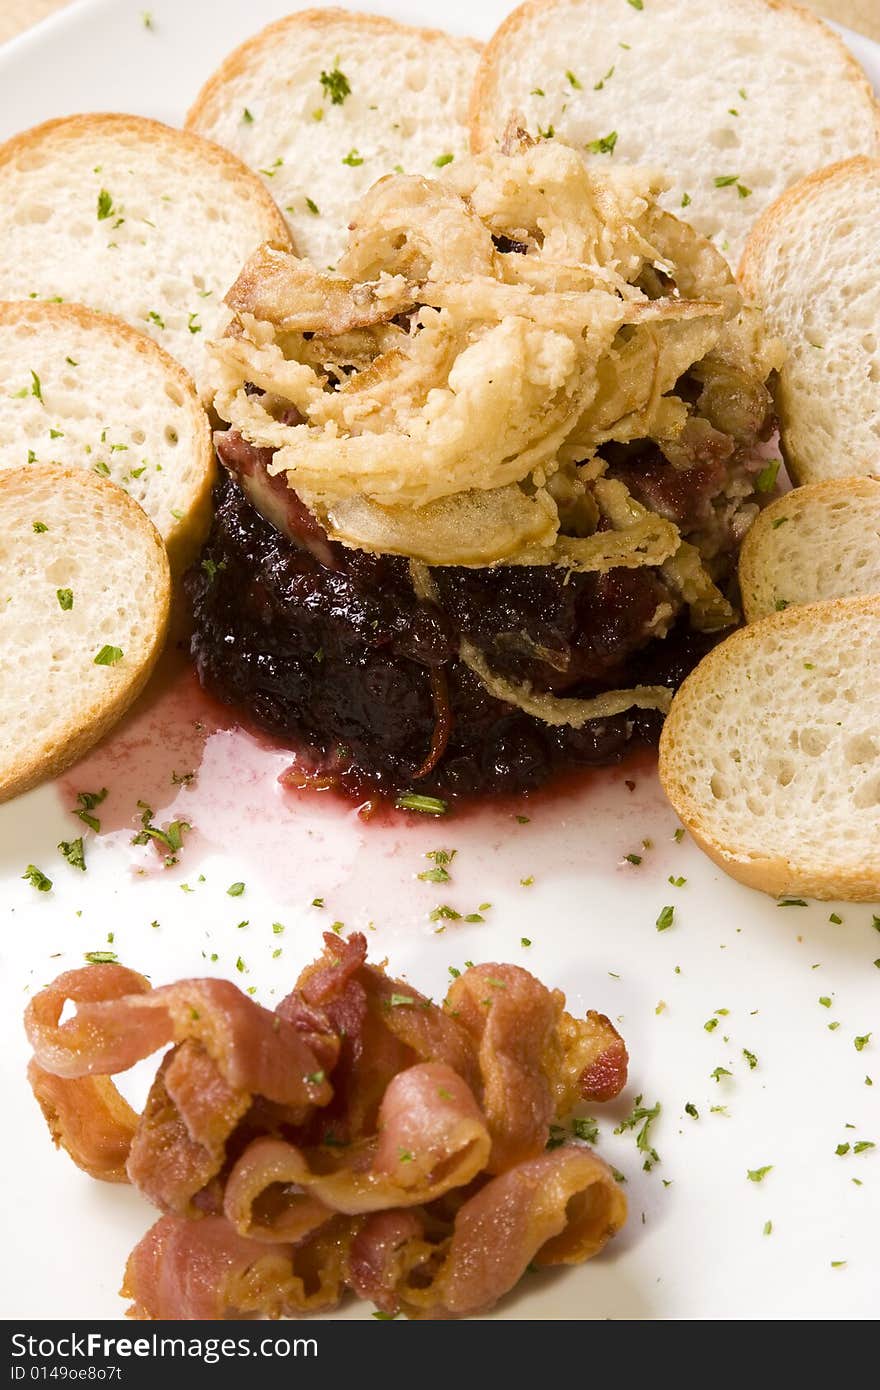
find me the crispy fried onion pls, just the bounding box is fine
[26,934,629,1320]
[208,138,770,581]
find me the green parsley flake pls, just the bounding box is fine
[395,793,447,816]
[854,1034,871,1052]
[434,153,454,168]
[58,838,86,871]
[763,1220,773,1236]
[755,460,780,493]
[32,520,48,533]
[656,904,675,932]
[714,174,739,188]
[389,994,415,1008]
[97,189,115,221]
[147,311,165,329]
[56,588,74,610]
[627,0,644,8]
[614,1094,661,1171]
[23,864,52,892]
[342,149,364,167]
[668,875,686,887]
[711,1066,732,1082]
[521,937,532,947]
[306,197,320,215]
[75,787,107,832]
[685,1102,699,1119]
[242,108,254,124]
[84,950,117,964]
[819,996,832,1008]
[566,70,582,89]
[594,65,615,90]
[681,192,692,208]
[829,913,843,925]
[320,68,351,105]
[777,898,807,907]
[235,957,247,973]
[743,1048,758,1070]
[30,370,44,404]
[188,313,201,335]
[625,852,642,865]
[94,645,123,666]
[586,130,618,155]
[747,1166,773,1183]
[227,882,246,897]
[704,1018,718,1033]
[572,1116,599,1143]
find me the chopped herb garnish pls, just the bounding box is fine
[56,588,74,610]
[93,645,123,665]
[594,65,615,90]
[586,130,618,155]
[771,516,788,529]
[775,599,790,611]
[389,994,415,1008]
[430,905,461,922]
[84,950,117,964]
[97,189,115,221]
[305,1070,326,1086]
[32,520,48,533]
[681,192,692,208]
[656,904,675,932]
[829,912,843,925]
[854,1141,875,1154]
[242,107,254,124]
[22,865,52,892]
[342,148,364,167]
[763,1220,773,1236]
[855,1034,871,1052]
[147,311,165,329]
[614,1094,661,1171]
[235,957,247,973]
[704,1018,718,1033]
[714,174,739,187]
[743,1048,758,1070]
[306,197,320,215]
[75,787,107,832]
[673,827,685,843]
[320,67,351,105]
[187,313,201,335]
[625,852,642,865]
[777,898,807,907]
[685,1102,699,1119]
[538,123,555,140]
[30,370,43,404]
[711,1066,732,1082]
[755,460,780,493]
[227,881,246,897]
[668,875,686,887]
[433,153,454,167]
[395,793,447,815]
[418,866,451,883]
[819,996,832,1008]
[566,70,582,89]
[571,1116,599,1144]
[627,0,644,8]
[747,1166,773,1183]
[58,838,86,871]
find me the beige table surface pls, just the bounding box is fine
[1,0,880,46]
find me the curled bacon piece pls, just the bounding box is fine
[25,933,630,1320]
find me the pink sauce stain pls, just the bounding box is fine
[57,648,676,928]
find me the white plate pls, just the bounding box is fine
[1,0,878,1324]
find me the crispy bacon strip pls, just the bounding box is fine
[402,1147,628,1318]
[122,1215,348,1321]
[25,963,334,1104]
[224,1063,490,1232]
[27,1060,137,1183]
[27,938,630,1321]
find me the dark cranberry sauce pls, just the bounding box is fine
[187,474,718,800]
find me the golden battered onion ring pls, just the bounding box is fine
[308,485,559,566]
[340,174,497,284]
[508,516,679,573]
[226,244,415,333]
[458,639,673,726]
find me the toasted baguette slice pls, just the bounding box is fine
[740,158,880,484]
[470,0,880,267]
[740,479,880,622]
[0,465,170,804]
[659,596,880,900]
[0,114,292,394]
[0,302,214,574]
[186,8,481,269]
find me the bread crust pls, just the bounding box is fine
[469,0,880,153]
[0,112,292,250]
[0,300,215,575]
[658,595,880,901]
[186,8,482,132]
[739,477,880,623]
[738,155,880,290]
[0,465,171,805]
